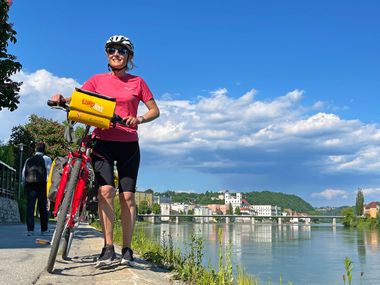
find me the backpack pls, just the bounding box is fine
[47,156,68,202]
[25,154,47,183]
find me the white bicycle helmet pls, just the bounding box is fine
[105,35,134,55]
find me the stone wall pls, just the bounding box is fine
[0,197,20,223]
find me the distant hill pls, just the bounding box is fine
[156,190,314,213]
[244,191,314,213]
[315,206,353,216]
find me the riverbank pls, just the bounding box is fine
[0,223,184,285]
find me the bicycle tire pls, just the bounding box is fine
[46,158,82,273]
[61,227,74,260]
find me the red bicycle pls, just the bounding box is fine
[46,88,125,273]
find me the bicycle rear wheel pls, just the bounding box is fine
[46,158,82,273]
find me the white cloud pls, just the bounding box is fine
[361,188,380,197]
[139,87,380,178]
[0,69,80,142]
[311,189,348,200]
[4,69,380,197]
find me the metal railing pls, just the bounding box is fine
[0,160,17,199]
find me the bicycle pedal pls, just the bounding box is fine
[35,238,51,245]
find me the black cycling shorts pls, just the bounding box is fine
[92,140,140,193]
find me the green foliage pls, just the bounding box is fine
[0,142,15,166]
[0,0,22,111]
[158,190,224,205]
[158,190,314,213]
[226,203,233,215]
[341,208,358,227]
[235,206,241,215]
[25,114,67,157]
[152,203,161,214]
[8,125,35,171]
[138,200,152,214]
[343,257,353,285]
[8,115,68,176]
[315,206,350,216]
[244,191,314,213]
[355,189,364,216]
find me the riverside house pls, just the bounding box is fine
[363,202,380,218]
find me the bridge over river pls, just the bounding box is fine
[139,214,347,226]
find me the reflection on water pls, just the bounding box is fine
[137,223,380,285]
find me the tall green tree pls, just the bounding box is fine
[226,203,233,215]
[25,114,67,157]
[9,115,67,172]
[0,0,22,111]
[355,189,364,216]
[8,125,35,174]
[0,142,15,166]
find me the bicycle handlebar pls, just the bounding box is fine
[46,100,127,127]
[47,99,69,109]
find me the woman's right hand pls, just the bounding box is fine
[51,94,66,103]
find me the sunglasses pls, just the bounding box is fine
[106,47,129,56]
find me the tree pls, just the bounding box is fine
[145,188,154,194]
[152,203,161,214]
[355,189,364,216]
[9,115,67,157]
[341,207,357,227]
[0,0,22,111]
[235,206,241,215]
[138,200,151,215]
[0,142,14,166]
[25,115,67,157]
[8,125,35,173]
[226,203,233,215]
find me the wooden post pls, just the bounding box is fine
[251,217,255,224]
[332,218,336,226]
[278,217,282,225]
[226,217,230,224]
[176,216,179,224]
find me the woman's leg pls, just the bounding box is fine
[98,185,116,246]
[119,191,136,248]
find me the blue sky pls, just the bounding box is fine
[2,0,380,207]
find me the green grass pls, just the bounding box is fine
[91,220,295,285]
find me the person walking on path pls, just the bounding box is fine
[22,142,52,236]
[51,35,160,268]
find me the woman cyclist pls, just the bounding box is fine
[51,35,160,267]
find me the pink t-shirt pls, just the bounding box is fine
[81,73,153,142]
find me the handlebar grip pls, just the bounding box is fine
[111,115,128,127]
[47,100,57,106]
[47,100,68,108]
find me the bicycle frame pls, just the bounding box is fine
[46,90,124,273]
[53,127,93,228]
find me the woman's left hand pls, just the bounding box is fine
[123,116,139,126]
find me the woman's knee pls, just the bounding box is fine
[121,192,136,207]
[98,186,116,200]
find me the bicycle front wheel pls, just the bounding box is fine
[46,158,82,273]
[61,227,74,260]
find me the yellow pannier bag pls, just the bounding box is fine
[68,88,116,128]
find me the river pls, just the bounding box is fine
[136,222,380,285]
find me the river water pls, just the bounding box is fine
[136,222,380,285]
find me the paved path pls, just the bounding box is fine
[0,223,182,285]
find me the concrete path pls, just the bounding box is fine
[0,223,182,285]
